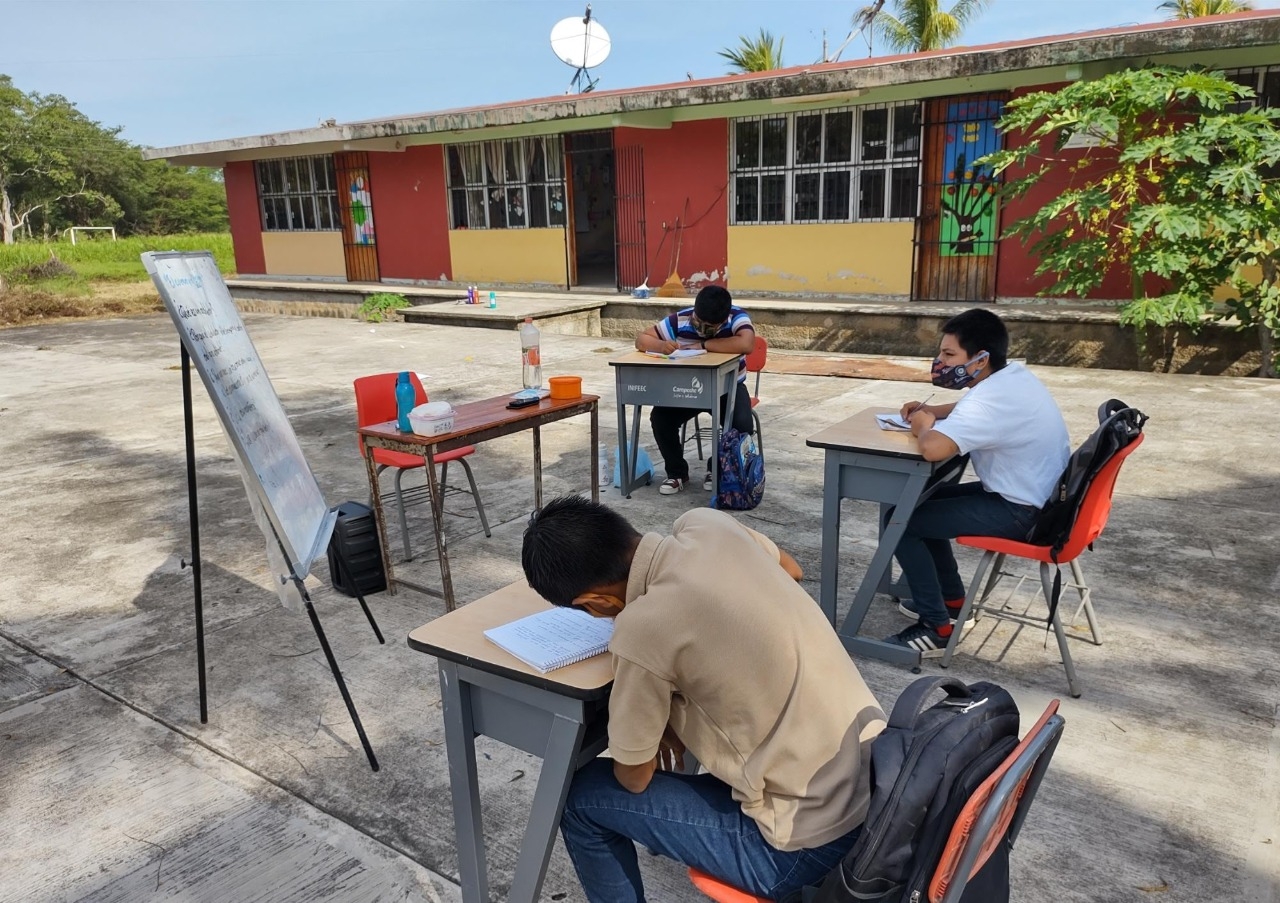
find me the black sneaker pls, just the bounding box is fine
[897,598,975,630]
[884,621,953,658]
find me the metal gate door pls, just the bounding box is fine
[912,94,1006,302]
[613,144,647,292]
[334,151,381,283]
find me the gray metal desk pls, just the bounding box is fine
[807,407,948,667]
[609,351,742,503]
[408,580,613,903]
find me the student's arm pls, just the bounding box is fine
[608,659,676,793]
[900,400,959,421]
[778,548,803,581]
[705,326,755,355]
[614,758,659,793]
[908,409,961,462]
[636,324,678,354]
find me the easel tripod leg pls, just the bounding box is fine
[304,599,380,772]
[180,343,208,723]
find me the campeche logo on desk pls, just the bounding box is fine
[672,376,703,398]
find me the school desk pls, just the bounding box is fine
[609,351,742,502]
[408,580,613,903]
[359,393,599,610]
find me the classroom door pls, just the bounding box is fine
[912,94,1005,302]
[613,144,647,292]
[334,151,381,283]
[565,131,618,288]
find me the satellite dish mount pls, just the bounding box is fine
[550,4,612,94]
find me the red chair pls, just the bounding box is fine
[686,335,769,461]
[942,434,1145,698]
[354,372,490,560]
[688,701,1066,903]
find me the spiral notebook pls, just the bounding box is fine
[483,607,615,673]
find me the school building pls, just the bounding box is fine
[148,10,1280,307]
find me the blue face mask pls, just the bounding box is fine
[931,351,989,389]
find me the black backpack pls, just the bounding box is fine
[811,677,1020,903]
[1025,398,1148,620]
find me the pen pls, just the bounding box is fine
[905,394,935,421]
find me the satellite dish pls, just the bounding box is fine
[550,5,611,93]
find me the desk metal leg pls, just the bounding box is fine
[439,663,488,903]
[422,445,457,612]
[363,439,398,596]
[709,390,722,509]
[590,403,599,503]
[818,453,842,626]
[533,425,543,510]
[508,713,588,903]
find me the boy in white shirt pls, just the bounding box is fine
[888,309,1071,656]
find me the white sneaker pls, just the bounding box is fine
[703,472,714,491]
[659,477,688,495]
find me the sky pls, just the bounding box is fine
[4,0,1278,150]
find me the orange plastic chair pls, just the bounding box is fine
[353,372,490,560]
[688,701,1066,903]
[686,335,768,462]
[942,433,1145,697]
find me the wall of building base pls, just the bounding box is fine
[261,232,346,278]
[727,223,916,295]
[449,229,567,286]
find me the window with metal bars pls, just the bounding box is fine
[446,137,567,230]
[1221,66,1280,112]
[730,103,922,225]
[255,156,339,232]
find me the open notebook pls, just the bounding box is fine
[483,607,615,673]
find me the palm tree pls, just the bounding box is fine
[857,0,992,54]
[1158,0,1253,17]
[718,29,786,73]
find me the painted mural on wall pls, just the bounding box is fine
[940,100,1003,257]
[349,173,376,245]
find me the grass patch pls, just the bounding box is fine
[0,233,235,284]
[358,291,411,322]
[0,284,163,327]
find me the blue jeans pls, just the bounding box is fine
[559,758,860,903]
[892,481,1041,628]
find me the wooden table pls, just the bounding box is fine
[359,393,599,610]
[807,407,957,666]
[608,351,742,502]
[408,580,613,903]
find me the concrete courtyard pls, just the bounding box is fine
[1,311,1278,902]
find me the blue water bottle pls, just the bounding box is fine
[395,371,415,432]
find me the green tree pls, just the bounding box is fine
[985,66,1280,377]
[132,163,228,234]
[856,0,991,54]
[718,29,785,73]
[1158,0,1253,18]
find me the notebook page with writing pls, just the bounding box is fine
[483,607,615,673]
[875,412,912,431]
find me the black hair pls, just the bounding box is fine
[693,284,733,324]
[941,308,1008,371]
[522,495,642,606]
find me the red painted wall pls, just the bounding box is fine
[367,146,452,282]
[615,120,729,291]
[223,161,265,275]
[996,84,1160,301]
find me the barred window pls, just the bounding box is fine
[446,137,567,230]
[1222,66,1280,112]
[730,103,922,225]
[256,156,339,232]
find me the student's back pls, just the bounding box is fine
[610,508,885,850]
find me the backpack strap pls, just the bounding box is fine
[887,677,973,730]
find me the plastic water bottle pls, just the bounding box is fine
[519,318,542,389]
[488,290,498,309]
[395,371,415,432]
[597,442,610,488]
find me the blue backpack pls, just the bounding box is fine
[714,428,765,510]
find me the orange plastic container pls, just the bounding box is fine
[548,375,582,399]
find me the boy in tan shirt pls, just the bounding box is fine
[522,497,885,902]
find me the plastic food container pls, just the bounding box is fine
[407,401,456,436]
[548,376,582,399]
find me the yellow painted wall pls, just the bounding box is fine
[449,229,567,286]
[262,231,347,278]
[728,223,915,295]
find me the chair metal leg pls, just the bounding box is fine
[392,467,412,561]
[942,550,997,668]
[973,552,1006,621]
[457,457,492,538]
[439,460,449,492]
[1067,558,1103,645]
[1040,562,1082,698]
[752,410,764,463]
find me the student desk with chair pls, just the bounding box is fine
[408,580,613,903]
[609,350,742,503]
[359,393,599,611]
[807,407,965,668]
